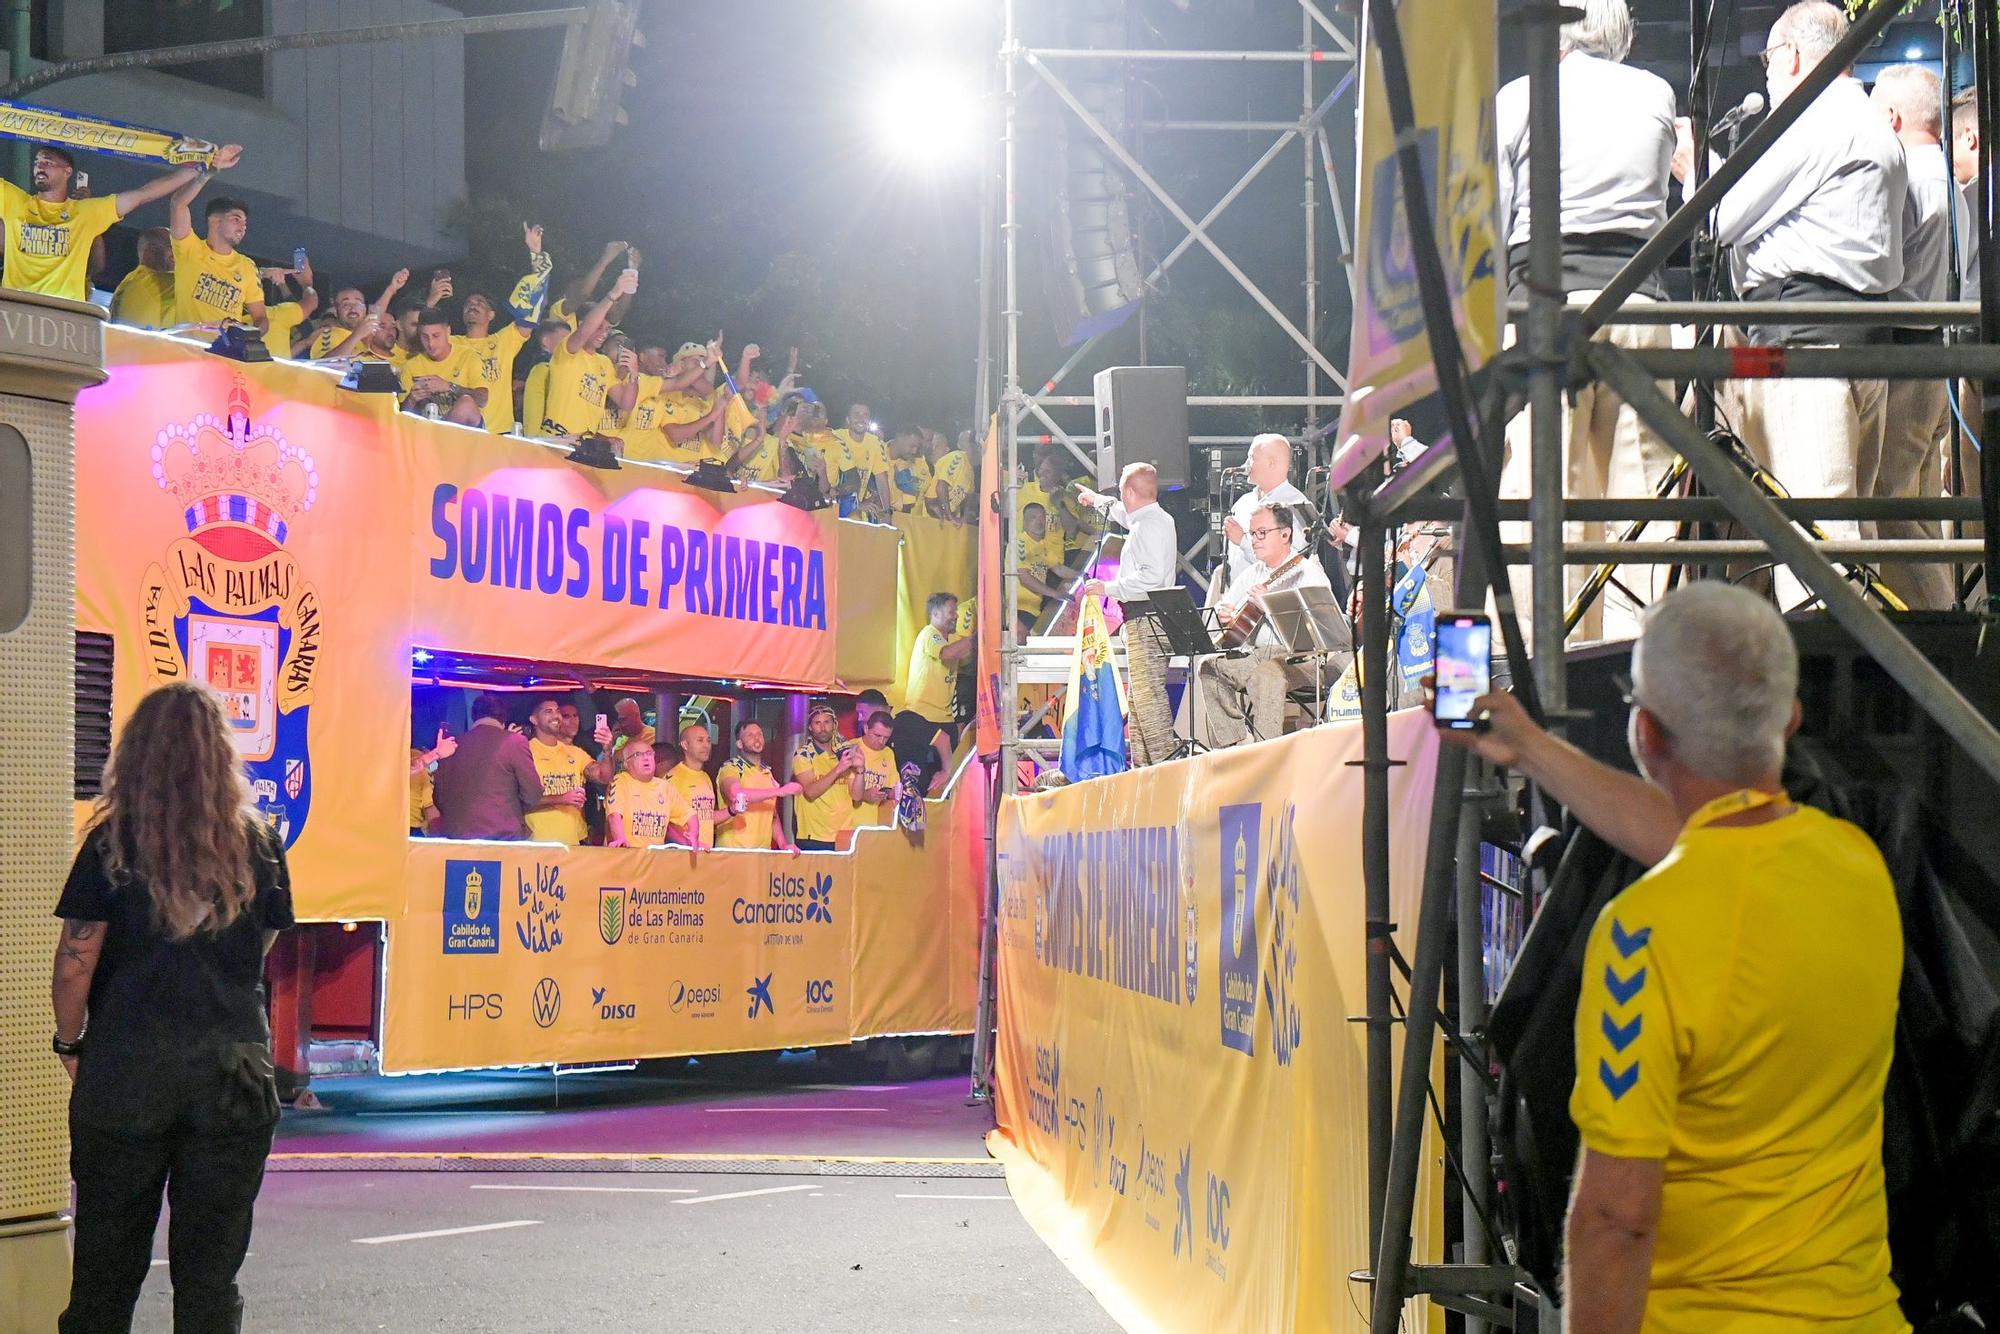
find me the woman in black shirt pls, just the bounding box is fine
[52,681,294,1334]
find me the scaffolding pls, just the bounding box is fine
[1353,0,2000,1329]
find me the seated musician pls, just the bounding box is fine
[1194,503,1332,748]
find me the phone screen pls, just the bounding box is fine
[292,246,308,270]
[1432,614,1493,730]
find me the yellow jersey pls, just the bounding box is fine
[797,430,839,482]
[905,624,956,724]
[850,740,899,828]
[409,747,434,831]
[400,341,484,408]
[306,322,356,360]
[108,264,174,330]
[0,184,117,301]
[541,342,613,437]
[1015,528,1068,618]
[791,742,852,843]
[715,757,779,849]
[262,301,308,358]
[172,230,259,327]
[522,362,550,436]
[931,450,974,514]
[655,389,724,464]
[830,428,890,497]
[606,773,690,846]
[1570,798,1905,1333]
[666,763,718,843]
[737,426,784,483]
[892,453,933,512]
[523,738,592,845]
[616,374,673,462]
[457,325,531,433]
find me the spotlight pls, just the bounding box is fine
[567,433,623,470]
[871,67,982,165]
[1904,44,1924,59]
[208,322,271,362]
[340,361,402,393]
[684,459,738,493]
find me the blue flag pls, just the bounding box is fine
[1059,596,1128,781]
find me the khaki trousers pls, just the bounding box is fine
[1869,378,1953,610]
[1121,615,1175,767]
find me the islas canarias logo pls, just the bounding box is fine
[141,376,322,847]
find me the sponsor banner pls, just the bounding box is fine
[388,841,854,1071]
[989,711,1446,1331]
[75,333,412,922]
[418,429,842,688]
[1331,0,1500,487]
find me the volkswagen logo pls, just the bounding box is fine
[531,976,562,1029]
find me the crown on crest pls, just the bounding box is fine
[150,375,317,543]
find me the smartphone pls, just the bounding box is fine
[595,713,609,734]
[292,246,308,271]
[73,171,88,193]
[1431,612,1493,731]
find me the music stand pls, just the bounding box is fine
[1263,585,1353,727]
[1140,587,1225,760]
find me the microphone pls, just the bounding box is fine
[1712,92,1766,136]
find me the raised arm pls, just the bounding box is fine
[566,266,637,355]
[116,144,239,219]
[563,239,627,313]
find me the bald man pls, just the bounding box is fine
[1870,63,1955,609]
[1079,462,1180,766]
[1219,434,1309,590]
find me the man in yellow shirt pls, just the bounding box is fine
[791,704,861,852]
[167,166,265,330]
[888,432,933,512]
[906,591,975,742]
[2,143,225,302]
[538,266,635,437]
[455,223,552,433]
[1014,502,1082,637]
[1442,583,1905,1332]
[831,403,892,520]
[401,307,485,417]
[716,720,803,851]
[108,228,175,329]
[522,699,593,845]
[927,433,976,524]
[257,260,318,358]
[666,721,722,848]
[604,742,690,847]
[848,710,900,828]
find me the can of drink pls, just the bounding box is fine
[732,792,748,814]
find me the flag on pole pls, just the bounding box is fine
[1059,595,1128,781]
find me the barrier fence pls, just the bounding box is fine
[989,711,1445,1332]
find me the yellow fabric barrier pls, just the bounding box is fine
[890,512,976,709]
[989,712,1446,1331]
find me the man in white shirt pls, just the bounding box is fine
[1220,433,1310,587]
[1194,504,1336,749]
[1870,63,1956,609]
[1950,88,1984,518]
[1674,1,1907,608]
[1079,462,1180,766]
[1496,0,1680,642]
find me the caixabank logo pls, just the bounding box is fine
[1216,801,1304,1066]
[142,377,321,847]
[731,869,835,945]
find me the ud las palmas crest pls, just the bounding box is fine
[143,376,321,846]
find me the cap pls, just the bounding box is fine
[675,340,706,360]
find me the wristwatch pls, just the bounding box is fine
[52,1032,83,1057]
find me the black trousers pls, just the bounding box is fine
[61,1045,279,1334]
[796,838,837,852]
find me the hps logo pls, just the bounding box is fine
[447,992,502,1021]
[746,973,774,1020]
[531,977,562,1029]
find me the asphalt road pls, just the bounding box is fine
[123,1169,1116,1333]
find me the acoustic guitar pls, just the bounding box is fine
[1217,551,1310,650]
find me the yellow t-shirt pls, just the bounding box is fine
[261,301,307,359]
[850,740,899,828]
[737,426,784,483]
[791,742,852,843]
[0,185,117,301]
[172,230,259,327]
[522,362,550,436]
[457,325,532,433]
[905,624,956,724]
[409,747,433,831]
[892,453,933,512]
[715,757,779,849]
[931,450,974,514]
[655,389,724,464]
[523,738,592,845]
[400,341,483,409]
[1569,800,1905,1333]
[108,265,174,330]
[830,429,890,499]
[306,322,356,360]
[1014,528,1067,619]
[540,341,614,437]
[615,374,673,462]
[606,772,690,846]
[797,430,839,482]
[665,763,718,843]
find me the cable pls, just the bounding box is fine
[1948,383,1985,456]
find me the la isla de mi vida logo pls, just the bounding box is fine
[141,376,323,847]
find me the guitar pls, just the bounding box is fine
[1218,551,1310,650]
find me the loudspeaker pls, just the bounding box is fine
[1093,366,1189,490]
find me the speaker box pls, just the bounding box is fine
[1093,366,1189,490]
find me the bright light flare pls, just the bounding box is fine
[871,67,983,165]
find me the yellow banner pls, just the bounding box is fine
[0,99,217,167]
[1332,0,1500,486]
[891,511,976,710]
[75,334,412,922]
[989,712,1446,1331]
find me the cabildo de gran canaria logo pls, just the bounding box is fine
[142,376,321,846]
[1216,801,1304,1065]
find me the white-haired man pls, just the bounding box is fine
[1674,1,1907,610]
[1871,63,1956,610]
[1194,503,1340,748]
[1440,582,1903,1331]
[1220,434,1309,587]
[1496,0,1680,643]
[1078,463,1179,766]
